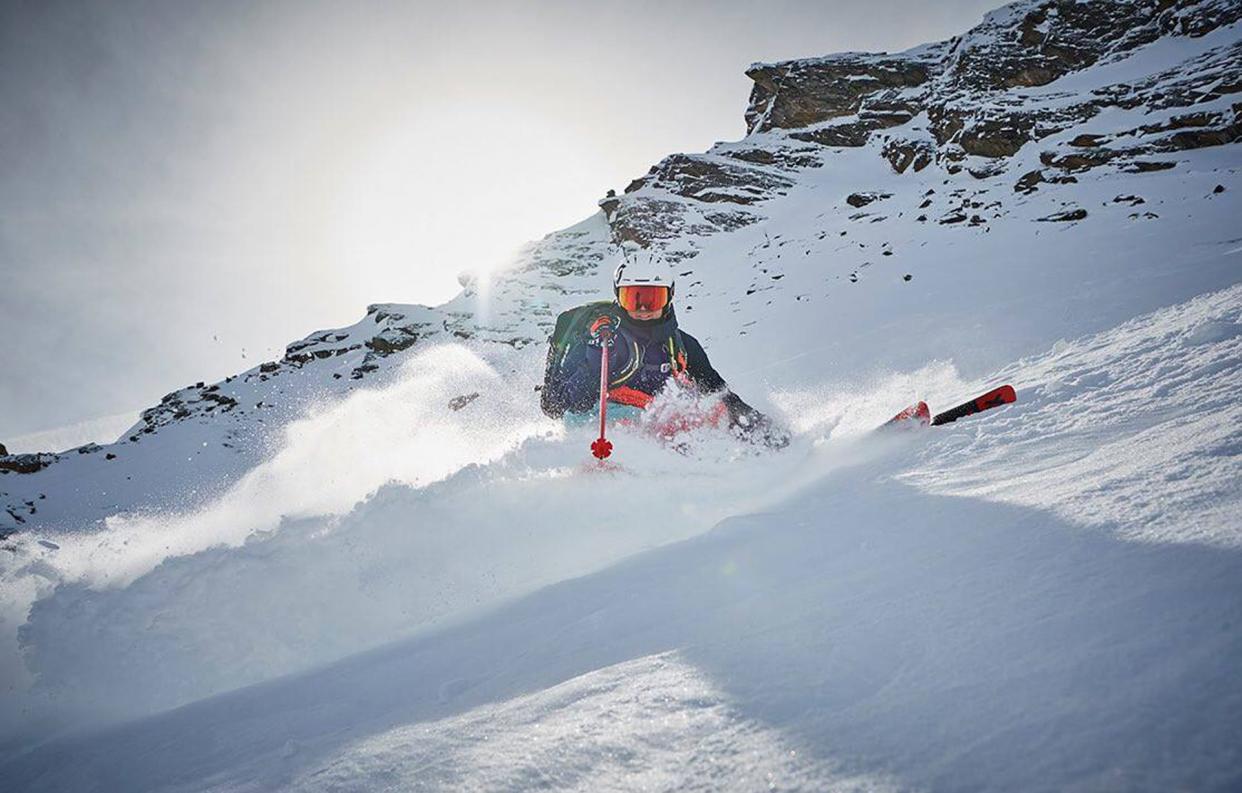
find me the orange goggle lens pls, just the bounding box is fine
[617,285,670,313]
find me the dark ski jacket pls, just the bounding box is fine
[540,301,729,417]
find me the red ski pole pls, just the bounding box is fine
[591,325,614,460]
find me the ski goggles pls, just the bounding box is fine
[617,284,671,313]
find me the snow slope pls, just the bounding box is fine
[3,287,1241,790]
[1,1,1241,789]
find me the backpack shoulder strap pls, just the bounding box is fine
[666,328,690,377]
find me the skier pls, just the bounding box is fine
[541,254,788,448]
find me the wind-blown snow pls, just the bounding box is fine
[46,346,547,590]
[2,412,139,456]
[8,360,868,735]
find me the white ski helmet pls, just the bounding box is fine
[613,250,675,302]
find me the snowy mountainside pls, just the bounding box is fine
[1,0,1241,788]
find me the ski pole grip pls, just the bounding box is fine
[589,315,617,345]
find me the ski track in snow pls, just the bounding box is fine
[905,284,1242,547]
[287,653,897,793]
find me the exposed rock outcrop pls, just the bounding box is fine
[744,55,935,133]
[0,453,58,475]
[624,154,795,206]
[1037,207,1089,222]
[882,138,935,173]
[604,1,1242,252]
[847,192,893,208]
[744,0,1241,169]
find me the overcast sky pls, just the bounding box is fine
[1,0,1000,441]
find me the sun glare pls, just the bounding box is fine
[330,101,609,308]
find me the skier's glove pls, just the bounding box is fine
[587,315,619,347]
[722,391,790,450]
[746,413,791,450]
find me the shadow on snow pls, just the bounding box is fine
[5,448,1242,791]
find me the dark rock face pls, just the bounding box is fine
[0,453,58,475]
[720,147,822,170]
[1037,207,1089,222]
[847,192,893,208]
[607,1,1241,252]
[745,56,934,133]
[624,154,794,206]
[882,139,935,173]
[603,153,793,250]
[135,383,243,436]
[734,0,1242,172]
[959,116,1035,158]
[791,119,889,148]
[1015,168,1046,193]
[1122,160,1178,173]
[608,193,762,252]
[954,1,1159,91]
[365,332,419,356]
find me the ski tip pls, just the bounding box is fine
[975,384,1016,409]
[883,400,931,428]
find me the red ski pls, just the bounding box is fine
[932,384,1016,425]
[883,385,1015,429]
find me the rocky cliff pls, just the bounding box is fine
[605,0,1241,248]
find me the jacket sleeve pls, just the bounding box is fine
[679,331,746,412]
[680,330,784,444]
[542,311,602,418]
